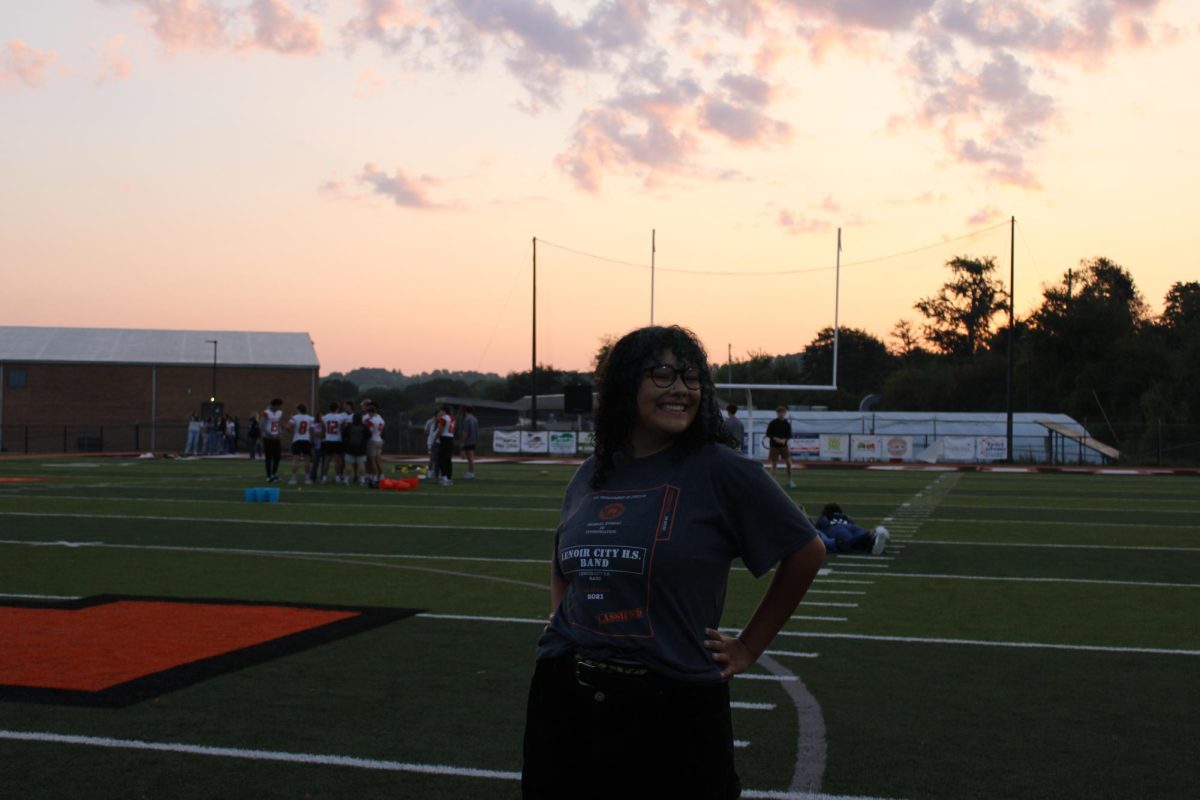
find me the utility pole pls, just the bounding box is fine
[204,339,218,404]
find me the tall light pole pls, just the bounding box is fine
[205,339,218,405]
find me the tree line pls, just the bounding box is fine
[321,255,1198,457]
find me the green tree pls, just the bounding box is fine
[318,377,358,409]
[914,255,1010,358]
[1024,257,1150,421]
[798,327,894,408]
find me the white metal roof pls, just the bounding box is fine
[0,326,319,368]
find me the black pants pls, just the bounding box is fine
[438,436,453,480]
[262,438,282,478]
[522,655,740,800]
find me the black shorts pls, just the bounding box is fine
[521,654,739,799]
[463,444,476,452]
[291,440,312,456]
[322,440,343,456]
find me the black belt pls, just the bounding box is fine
[572,654,653,696]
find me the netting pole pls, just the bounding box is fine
[650,229,656,325]
[832,228,841,389]
[1006,216,1015,462]
[531,236,538,430]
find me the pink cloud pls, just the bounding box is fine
[966,205,1004,226]
[113,0,323,55]
[247,0,323,55]
[778,209,833,235]
[120,0,228,51]
[555,70,704,191]
[95,34,133,85]
[341,0,440,56]
[357,163,441,208]
[1,40,58,89]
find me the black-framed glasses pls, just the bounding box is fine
[645,363,702,389]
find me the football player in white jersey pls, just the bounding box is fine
[285,403,317,485]
[362,399,385,484]
[318,401,346,485]
[260,398,285,482]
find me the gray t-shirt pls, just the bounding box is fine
[535,442,817,684]
[723,415,745,451]
[461,413,479,446]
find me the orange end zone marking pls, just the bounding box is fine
[0,601,358,692]
[0,477,49,483]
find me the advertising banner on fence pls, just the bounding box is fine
[851,436,882,461]
[789,434,821,458]
[521,430,549,454]
[976,436,1008,461]
[943,436,977,462]
[576,431,595,455]
[820,434,848,460]
[882,436,913,461]
[548,432,577,455]
[492,430,521,454]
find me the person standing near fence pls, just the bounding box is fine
[184,414,202,456]
[246,413,261,460]
[766,405,797,489]
[260,398,284,482]
[459,405,478,479]
[723,404,744,453]
[435,404,455,486]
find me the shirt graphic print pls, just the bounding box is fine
[558,484,681,639]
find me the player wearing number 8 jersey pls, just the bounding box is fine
[286,404,316,485]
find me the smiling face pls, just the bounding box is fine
[630,349,701,457]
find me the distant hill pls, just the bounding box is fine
[324,367,503,390]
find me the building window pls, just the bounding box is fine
[6,368,27,388]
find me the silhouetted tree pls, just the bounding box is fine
[915,256,1010,358]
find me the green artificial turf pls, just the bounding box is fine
[1,457,1198,799]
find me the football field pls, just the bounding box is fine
[1,456,1198,799]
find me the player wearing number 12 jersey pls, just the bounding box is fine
[319,401,346,485]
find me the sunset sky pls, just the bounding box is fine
[3,1,1197,377]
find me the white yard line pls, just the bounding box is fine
[0,539,547,564]
[773,630,1200,657]
[0,512,553,533]
[863,571,1200,589]
[899,540,1200,553]
[807,590,867,595]
[0,730,896,800]
[0,730,520,781]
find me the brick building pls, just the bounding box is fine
[0,326,319,454]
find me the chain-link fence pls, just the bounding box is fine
[2,421,1198,467]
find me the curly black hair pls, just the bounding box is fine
[590,325,734,488]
